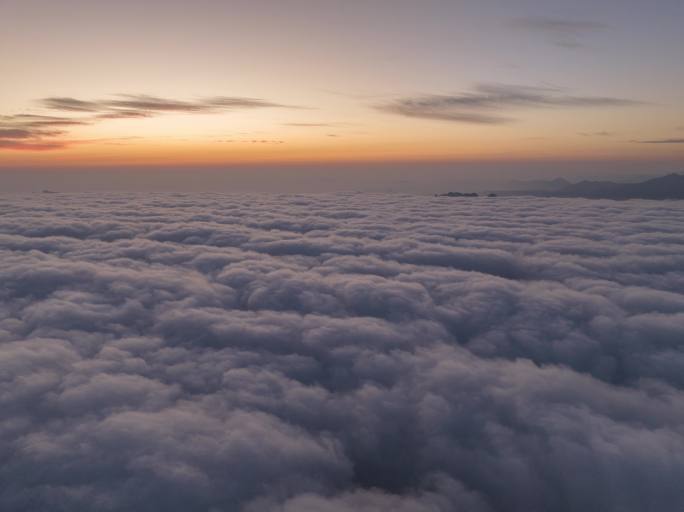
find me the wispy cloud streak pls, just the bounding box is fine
[635,138,684,144]
[377,83,640,124]
[41,94,294,117]
[0,114,88,150]
[0,94,299,151]
[509,16,607,48]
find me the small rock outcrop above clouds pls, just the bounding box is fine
[506,177,571,191]
[436,191,480,197]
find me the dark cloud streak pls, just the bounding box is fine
[41,94,296,117]
[0,94,298,151]
[510,16,607,34]
[509,16,607,49]
[0,128,34,139]
[635,138,684,144]
[0,115,84,150]
[377,84,640,124]
[284,122,335,127]
[0,139,70,150]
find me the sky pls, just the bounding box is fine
[1,0,683,189]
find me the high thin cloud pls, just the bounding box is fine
[636,138,684,144]
[1,193,684,511]
[377,83,640,124]
[1,114,89,128]
[0,114,87,150]
[41,94,293,117]
[579,131,614,137]
[509,16,607,48]
[0,95,297,151]
[284,122,336,127]
[0,128,33,139]
[283,122,354,128]
[510,16,606,34]
[0,140,70,150]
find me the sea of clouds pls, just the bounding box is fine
[1,192,684,511]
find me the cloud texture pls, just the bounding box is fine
[1,192,684,511]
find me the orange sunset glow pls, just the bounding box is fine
[1,0,682,187]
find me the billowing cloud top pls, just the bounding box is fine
[1,193,684,511]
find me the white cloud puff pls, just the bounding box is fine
[1,192,684,511]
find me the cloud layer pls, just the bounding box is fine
[1,193,684,511]
[377,84,639,124]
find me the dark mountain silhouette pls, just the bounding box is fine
[436,191,479,197]
[506,177,571,191]
[543,173,684,199]
[442,174,684,200]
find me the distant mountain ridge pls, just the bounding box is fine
[537,173,684,200]
[489,173,684,200]
[507,177,571,191]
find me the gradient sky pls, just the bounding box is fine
[1,0,683,186]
